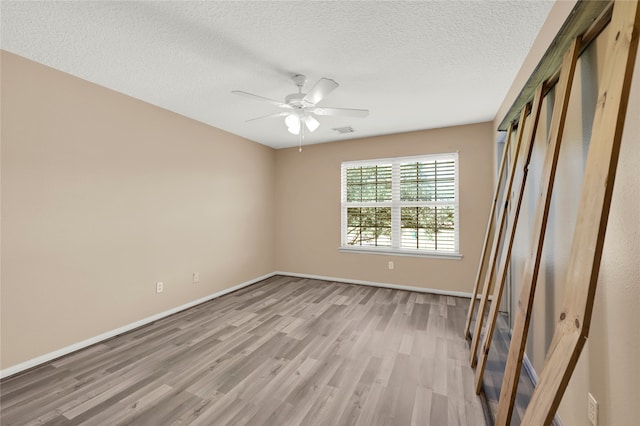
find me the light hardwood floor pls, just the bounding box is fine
[476,311,535,426]
[0,275,486,425]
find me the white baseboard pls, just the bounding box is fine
[0,272,277,379]
[522,352,539,386]
[274,271,480,299]
[522,352,563,426]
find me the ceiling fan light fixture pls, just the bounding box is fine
[285,113,301,134]
[304,115,320,132]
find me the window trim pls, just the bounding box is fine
[340,153,461,258]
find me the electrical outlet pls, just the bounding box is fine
[588,392,598,425]
[156,282,164,294]
[193,272,200,284]
[388,261,394,270]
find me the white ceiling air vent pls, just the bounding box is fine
[333,126,354,134]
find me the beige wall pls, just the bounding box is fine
[274,122,494,293]
[0,51,276,369]
[496,12,640,426]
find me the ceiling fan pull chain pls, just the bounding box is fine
[299,123,304,152]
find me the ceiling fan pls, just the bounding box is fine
[232,74,369,136]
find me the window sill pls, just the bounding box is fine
[339,247,463,260]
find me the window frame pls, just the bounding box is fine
[340,153,462,259]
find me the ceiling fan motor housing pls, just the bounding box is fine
[286,74,315,108]
[285,93,314,108]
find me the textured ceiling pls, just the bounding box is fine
[1,1,554,149]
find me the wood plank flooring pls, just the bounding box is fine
[0,275,485,425]
[475,311,535,426]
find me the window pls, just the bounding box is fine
[341,153,460,257]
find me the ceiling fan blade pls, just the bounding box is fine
[232,91,291,109]
[311,107,369,118]
[246,111,290,122]
[303,115,320,132]
[302,78,338,105]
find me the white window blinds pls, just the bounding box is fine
[341,153,459,256]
